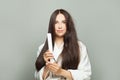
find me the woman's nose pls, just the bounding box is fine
[58,23,62,29]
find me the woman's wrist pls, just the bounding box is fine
[60,69,73,80]
[42,66,49,79]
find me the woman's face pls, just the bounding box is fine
[54,13,67,38]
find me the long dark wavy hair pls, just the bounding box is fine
[35,9,80,71]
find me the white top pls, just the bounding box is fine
[35,41,92,80]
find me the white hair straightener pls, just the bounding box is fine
[47,33,56,63]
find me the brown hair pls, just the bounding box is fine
[35,9,80,71]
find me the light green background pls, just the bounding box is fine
[0,0,120,80]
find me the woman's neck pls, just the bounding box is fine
[55,37,64,48]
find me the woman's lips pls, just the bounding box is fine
[57,30,63,33]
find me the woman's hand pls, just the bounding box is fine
[43,50,73,80]
[43,50,54,63]
[46,62,73,80]
[42,50,55,79]
[46,62,62,75]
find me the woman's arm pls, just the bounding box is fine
[68,42,92,80]
[60,69,73,80]
[35,44,45,80]
[45,42,91,80]
[42,66,50,80]
[46,62,73,80]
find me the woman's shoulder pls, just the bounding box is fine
[38,43,45,51]
[78,41,86,48]
[37,43,45,57]
[78,40,87,51]
[78,41,88,59]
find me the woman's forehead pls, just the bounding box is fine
[56,13,66,21]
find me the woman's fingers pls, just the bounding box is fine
[43,51,54,63]
[46,62,61,75]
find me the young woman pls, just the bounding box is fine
[35,9,91,80]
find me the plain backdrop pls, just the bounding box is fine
[0,0,120,80]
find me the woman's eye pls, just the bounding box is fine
[55,21,58,24]
[62,20,67,24]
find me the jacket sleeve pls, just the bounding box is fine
[35,44,45,80]
[68,42,92,80]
